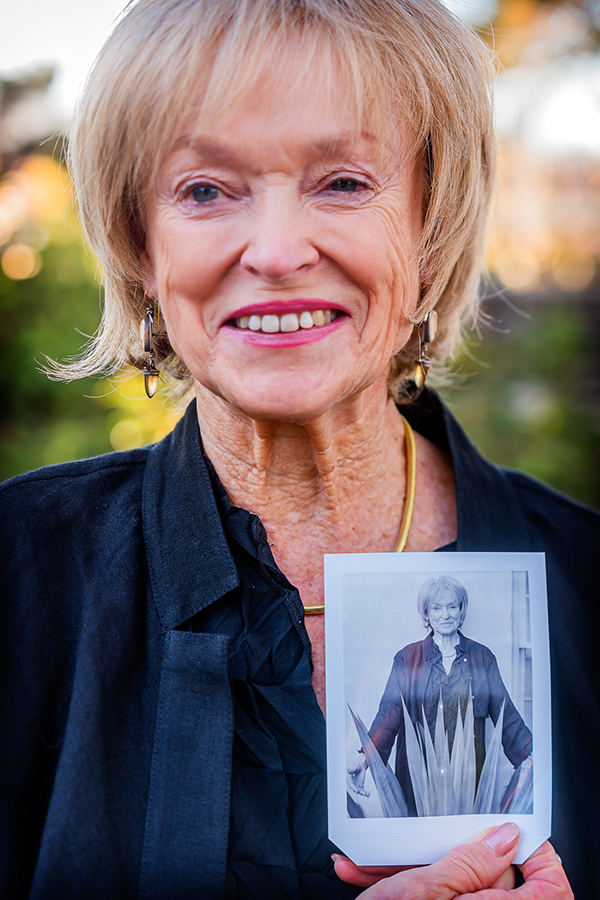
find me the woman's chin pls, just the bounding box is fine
[228,391,346,424]
[195,364,376,424]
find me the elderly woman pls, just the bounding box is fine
[0,0,596,898]
[348,576,533,815]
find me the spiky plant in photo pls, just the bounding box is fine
[348,692,533,818]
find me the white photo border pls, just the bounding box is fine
[325,552,551,866]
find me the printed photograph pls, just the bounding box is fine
[344,570,533,820]
[325,552,551,866]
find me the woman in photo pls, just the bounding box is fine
[347,576,533,816]
[1,0,595,897]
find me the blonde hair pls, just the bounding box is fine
[59,0,495,399]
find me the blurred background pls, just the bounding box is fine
[1,0,599,507]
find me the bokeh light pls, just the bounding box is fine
[552,252,596,292]
[109,418,143,452]
[493,246,540,292]
[0,176,29,241]
[1,243,41,279]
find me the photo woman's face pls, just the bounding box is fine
[142,54,424,422]
[427,591,462,636]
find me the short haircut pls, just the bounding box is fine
[417,575,469,630]
[57,0,495,399]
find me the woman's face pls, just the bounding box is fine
[427,591,462,637]
[143,58,424,422]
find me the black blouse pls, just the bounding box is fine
[192,462,361,899]
[424,633,472,751]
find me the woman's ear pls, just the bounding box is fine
[140,248,157,298]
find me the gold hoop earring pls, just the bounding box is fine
[398,310,438,402]
[140,296,160,398]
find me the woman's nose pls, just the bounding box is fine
[240,199,319,280]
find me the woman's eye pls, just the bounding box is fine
[328,178,362,193]
[190,184,221,203]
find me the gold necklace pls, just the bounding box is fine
[304,415,417,616]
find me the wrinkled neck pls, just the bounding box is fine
[194,374,407,551]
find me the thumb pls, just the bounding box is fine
[358,823,520,899]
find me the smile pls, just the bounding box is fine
[235,309,339,334]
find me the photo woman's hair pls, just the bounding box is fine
[55,0,495,399]
[417,575,469,630]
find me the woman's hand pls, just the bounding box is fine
[333,824,574,898]
[347,754,370,797]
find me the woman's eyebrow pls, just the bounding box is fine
[306,134,376,159]
[172,137,245,165]
[171,133,376,166]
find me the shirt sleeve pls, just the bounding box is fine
[483,650,532,768]
[367,652,409,766]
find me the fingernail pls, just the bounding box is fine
[331,854,340,863]
[483,823,520,857]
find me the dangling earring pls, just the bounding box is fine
[140,298,160,398]
[398,310,438,402]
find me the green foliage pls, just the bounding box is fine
[438,301,600,510]
[0,156,181,481]
[0,235,113,478]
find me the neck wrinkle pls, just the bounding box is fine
[193,377,407,547]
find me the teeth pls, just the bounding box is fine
[236,309,337,333]
[261,315,280,333]
[280,313,299,332]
